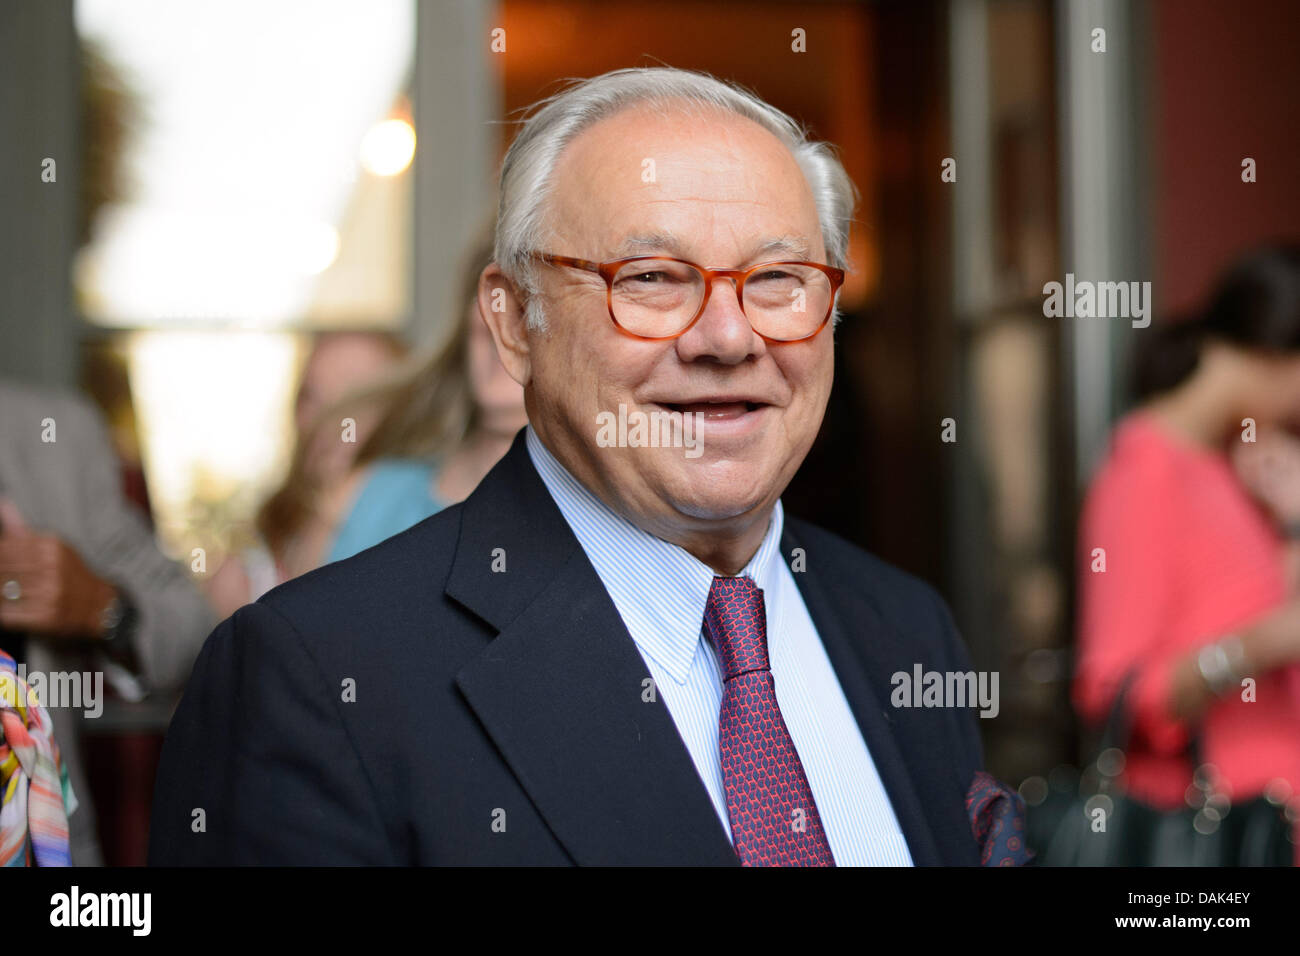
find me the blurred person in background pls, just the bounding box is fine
[325,235,528,562]
[0,38,216,866]
[1075,245,1300,853]
[0,379,215,865]
[204,331,405,619]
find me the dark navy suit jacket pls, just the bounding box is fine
[149,432,985,865]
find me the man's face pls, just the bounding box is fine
[497,105,835,543]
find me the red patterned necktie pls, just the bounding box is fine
[704,575,835,866]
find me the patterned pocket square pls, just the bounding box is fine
[965,770,1033,866]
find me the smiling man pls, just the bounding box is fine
[150,67,1027,866]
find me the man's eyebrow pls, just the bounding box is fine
[611,233,684,257]
[753,235,812,260]
[609,233,814,261]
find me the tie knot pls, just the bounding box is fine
[703,576,769,680]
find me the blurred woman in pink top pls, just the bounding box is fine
[1075,246,1300,855]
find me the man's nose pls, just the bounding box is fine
[674,276,764,364]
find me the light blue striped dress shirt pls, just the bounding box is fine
[525,426,913,866]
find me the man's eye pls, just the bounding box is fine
[625,271,673,284]
[753,270,796,282]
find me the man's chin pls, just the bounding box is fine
[654,467,776,524]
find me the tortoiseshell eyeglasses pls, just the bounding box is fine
[526,252,844,343]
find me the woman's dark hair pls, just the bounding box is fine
[1134,243,1300,399]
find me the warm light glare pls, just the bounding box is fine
[74,0,415,326]
[360,118,416,177]
[300,223,341,275]
[127,331,301,553]
[76,213,345,323]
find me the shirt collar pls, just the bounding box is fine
[525,425,784,684]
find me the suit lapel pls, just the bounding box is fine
[446,434,738,865]
[445,434,947,865]
[780,523,944,866]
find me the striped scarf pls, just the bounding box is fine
[0,650,76,866]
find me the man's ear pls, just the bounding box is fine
[477,263,532,387]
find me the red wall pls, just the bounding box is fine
[1152,0,1300,314]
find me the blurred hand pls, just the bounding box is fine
[1176,593,1300,720]
[0,500,116,639]
[1232,428,1300,524]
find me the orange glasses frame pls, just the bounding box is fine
[526,252,845,343]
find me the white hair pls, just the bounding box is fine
[492,66,859,331]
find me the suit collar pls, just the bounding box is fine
[447,432,739,864]
[522,425,788,686]
[779,520,945,866]
[446,432,946,865]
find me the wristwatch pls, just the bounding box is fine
[98,588,139,663]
